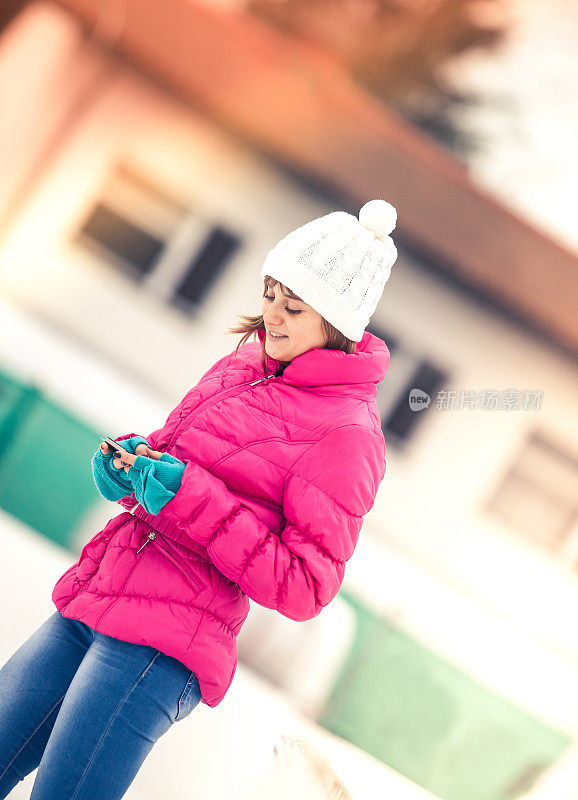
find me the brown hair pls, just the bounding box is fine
[225,275,357,376]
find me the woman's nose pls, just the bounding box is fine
[265,308,283,325]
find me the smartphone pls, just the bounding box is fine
[102,437,126,456]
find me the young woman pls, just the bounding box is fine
[0,198,398,800]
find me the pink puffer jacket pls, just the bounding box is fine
[52,327,389,707]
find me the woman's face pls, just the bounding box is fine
[262,281,327,361]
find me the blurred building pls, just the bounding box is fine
[1,2,578,799]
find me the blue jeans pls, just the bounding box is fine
[0,610,201,799]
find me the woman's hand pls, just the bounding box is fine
[100,442,164,474]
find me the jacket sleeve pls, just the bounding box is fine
[153,424,387,621]
[114,350,237,511]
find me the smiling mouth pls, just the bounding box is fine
[267,331,288,339]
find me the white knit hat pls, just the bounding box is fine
[260,198,398,342]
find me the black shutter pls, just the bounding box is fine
[173,225,241,309]
[385,359,447,441]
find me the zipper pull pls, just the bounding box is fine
[249,374,276,386]
[137,530,157,553]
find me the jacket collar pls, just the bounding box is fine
[255,326,389,399]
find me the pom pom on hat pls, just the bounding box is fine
[359,199,397,241]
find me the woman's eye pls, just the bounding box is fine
[262,293,301,314]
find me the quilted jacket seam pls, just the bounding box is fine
[181,419,317,453]
[289,475,364,519]
[282,523,346,564]
[82,589,237,636]
[188,571,224,646]
[239,533,269,583]
[233,395,324,435]
[210,507,244,548]
[276,560,293,607]
[207,435,318,474]
[285,424,371,518]
[285,423,369,474]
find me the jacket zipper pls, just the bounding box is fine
[136,529,206,591]
[167,372,278,450]
[133,371,278,556]
[136,530,156,553]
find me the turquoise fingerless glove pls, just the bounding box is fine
[91,435,151,502]
[128,452,185,515]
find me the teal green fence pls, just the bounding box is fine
[321,589,572,800]
[0,367,103,548]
